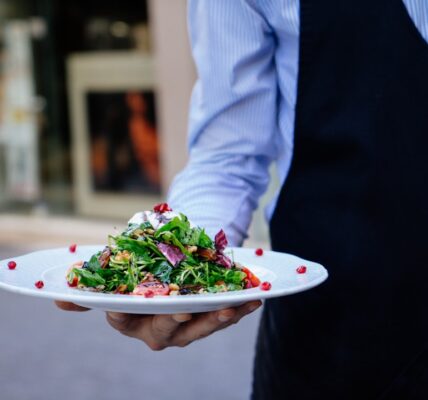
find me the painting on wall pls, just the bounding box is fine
[68,52,163,218]
[87,90,161,194]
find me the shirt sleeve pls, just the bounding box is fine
[168,0,279,246]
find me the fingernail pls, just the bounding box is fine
[218,312,233,322]
[248,303,261,312]
[108,312,127,322]
[173,314,192,323]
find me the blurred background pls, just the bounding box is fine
[0,1,275,399]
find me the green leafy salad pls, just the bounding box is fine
[66,203,260,297]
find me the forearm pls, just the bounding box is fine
[169,1,279,244]
[168,153,271,246]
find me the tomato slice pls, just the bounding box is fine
[242,266,260,287]
[68,275,79,287]
[67,261,84,287]
[242,267,252,279]
[132,282,170,297]
[250,274,261,287]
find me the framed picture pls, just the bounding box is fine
[67,52,162,218]
[87,90,160,194]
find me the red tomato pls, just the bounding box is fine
[68,275,79,287]
[242,267,260,288]
[132,282,170,297]
[250,274,261,287]
[242,267,252,279]
[67,261,83,287]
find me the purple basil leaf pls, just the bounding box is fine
[157,242,185,267]
[214,229,228,252]
[215,253,232,269]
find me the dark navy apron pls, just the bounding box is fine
[252,0,428,398]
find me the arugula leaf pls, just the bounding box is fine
[226,283,243,291]
[114,236,162,257]
[151,261,173,282]
[73,268,105,287]
[196,229,213,248]
[125,259,139,292]
[154,214,214,249]
[155,215,189,236]
[180,227,213,248]
[96,268,118,279]
[96,268,127,292]
[85,253,101,272]
[223,269,246,285]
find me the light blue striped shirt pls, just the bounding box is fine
[168,0,428,246]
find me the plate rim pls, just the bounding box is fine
[0,245,328,307]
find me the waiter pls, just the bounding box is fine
[58,0,428,398]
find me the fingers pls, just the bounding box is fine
[105,301,262,350]
[171,300,262,347]
[106,312,142,336]
[150,313,193,348]
[152,313,192,338]
[105,312,192,350]
[55,301,90,312]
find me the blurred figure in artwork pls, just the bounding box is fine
[126,92,160,188]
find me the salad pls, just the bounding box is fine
[66,203,260,297]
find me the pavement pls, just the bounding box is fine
[0,214,263,400]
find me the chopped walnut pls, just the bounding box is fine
[186,245,198,254]
[197,248,217,261]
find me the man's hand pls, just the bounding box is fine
[55,300,262,350]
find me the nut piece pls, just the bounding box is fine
[186,245,198,254]
[169,290,179,296]
[131,229,144,238]
[115,284,128,293]
[169,283,180,291]
[115,250,131,262]
[197,248,217,261]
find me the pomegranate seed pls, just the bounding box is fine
[296,265,307,274]
[35,280,44,289]
[7,261,17,270]
[255,248,264,256]
[69,244,77,253]
[144,289,154,298]
[153,203,172,213]
[260,281,271,291]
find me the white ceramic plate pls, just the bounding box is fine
[0,246,328,314]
